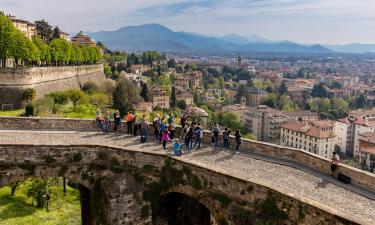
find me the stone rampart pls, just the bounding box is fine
[0,116,374,194]
[0,65,106,108]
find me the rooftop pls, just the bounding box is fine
[282,120,335,139]
[283,110,319,118]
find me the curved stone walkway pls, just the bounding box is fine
[0,130,375,224]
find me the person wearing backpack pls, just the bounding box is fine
[193,125,203,149]
[222,128,231,149]
[212,123,221,150]
[153,114,161,139]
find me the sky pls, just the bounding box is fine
[1,0,375,45]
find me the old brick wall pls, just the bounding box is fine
[0,65,106,108]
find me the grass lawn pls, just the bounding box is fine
[0,109,24,117]
[0,182,81,225]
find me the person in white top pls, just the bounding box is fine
[331,151,340,176]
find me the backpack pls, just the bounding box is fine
[195,129,201,138]
[223,131,229,139]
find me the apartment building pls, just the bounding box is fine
[247,89,268,107]
[283,110,319,121]
[150,88,170,109]
[222,104,248,124]
[280,120,336,159]
[357,132,375,172]
[245,105,288,144]
[8,15,36,39]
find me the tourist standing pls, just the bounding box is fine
[126,111,133,134]
[133,114,139,136]
[331,151,340,176]
[193,125,203,149]
[180,114,189,130]
[140,116,149,143]
[114,110,121,132]
[159,118,167,143]
[222,128,231,149]
[153,114,161,139]
[235,130,242,153]
[104,111,111,133]
[186,127,194,152]
[212,124,221,150]
[169,122,176,140]
[161,130,170,150]
[96,109,103,132]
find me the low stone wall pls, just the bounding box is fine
[0,116,375,194]
[0,144,364,224]
[0,65,106,108]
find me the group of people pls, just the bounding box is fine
[95,110,243,156]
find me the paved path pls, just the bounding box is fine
[0,130,375,224]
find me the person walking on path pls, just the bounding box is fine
[96,109,103,132]
[104,111,111,133]
[212,123,221,150]
[126,111,134,134]
[161,130,170,150]
[113,110,121,132]
[193,125,203,149]
[153,114,161,139]
[186,127,194,152]
[235,130,242,153]
[140,116,149,143]
[331,151,340,176]
[222,128,231,149]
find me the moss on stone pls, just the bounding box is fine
[258,192,288,224]
[211,192,231,208]
[109,158,125,173]
[233,207,253,225]
[71,152,82,162]
[96,151,108,161]
[141,205,150,219]
[59,165,68,176]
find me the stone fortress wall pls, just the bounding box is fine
[0,65,106,108]
[0,116,374,193]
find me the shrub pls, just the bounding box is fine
[24,104,34,116]
[82,81,98,94]
[88,93,110,107]
[49,91,69,105]
[22,88,36,103]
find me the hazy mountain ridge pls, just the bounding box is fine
[88,24,333,54]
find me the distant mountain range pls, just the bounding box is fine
[87,24,374,54]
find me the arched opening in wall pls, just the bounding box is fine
[0,177,87,225]
[155,192,214,225]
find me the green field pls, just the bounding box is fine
[0,182,81,225]
[0,109,24,117]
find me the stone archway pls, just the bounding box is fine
[155,192,214,225]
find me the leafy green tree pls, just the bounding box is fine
[356,94,366,109]
[113,78,140,116]
[49,91,69,105]
[311,83,327,98]
[170,86,177,108]
[52,26,61,40]
[81,81,98,94]
[27,177,57,208]
[26,39,40,65]
[49,38,72,65]
[22,88,36,103]
[177,99,187,110]
[11,30,29,65]
[278,82,288,95]
[71,44,83,64]
[329,81,343,89]
[140,83,150,102]
[32,36,51,65]
[0,13,16,67]
[167,58,176,68]
[67,89,85,109]
[35,20,53,42]
[262,93,277,108]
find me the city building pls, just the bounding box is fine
[247,89,268,107]
[336,115,375,159]
[280,120,336,159]
[185,71,203,89]
[59,31,70,42]
[71,31,96,47]
[8,15,36,39]
[176,92,194,106]
[283,111,319,121]
[357,132,375,172]
[150,88,170,109]
[222,104,248,124]
[245,105,288,144]
[174,76,190,90]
